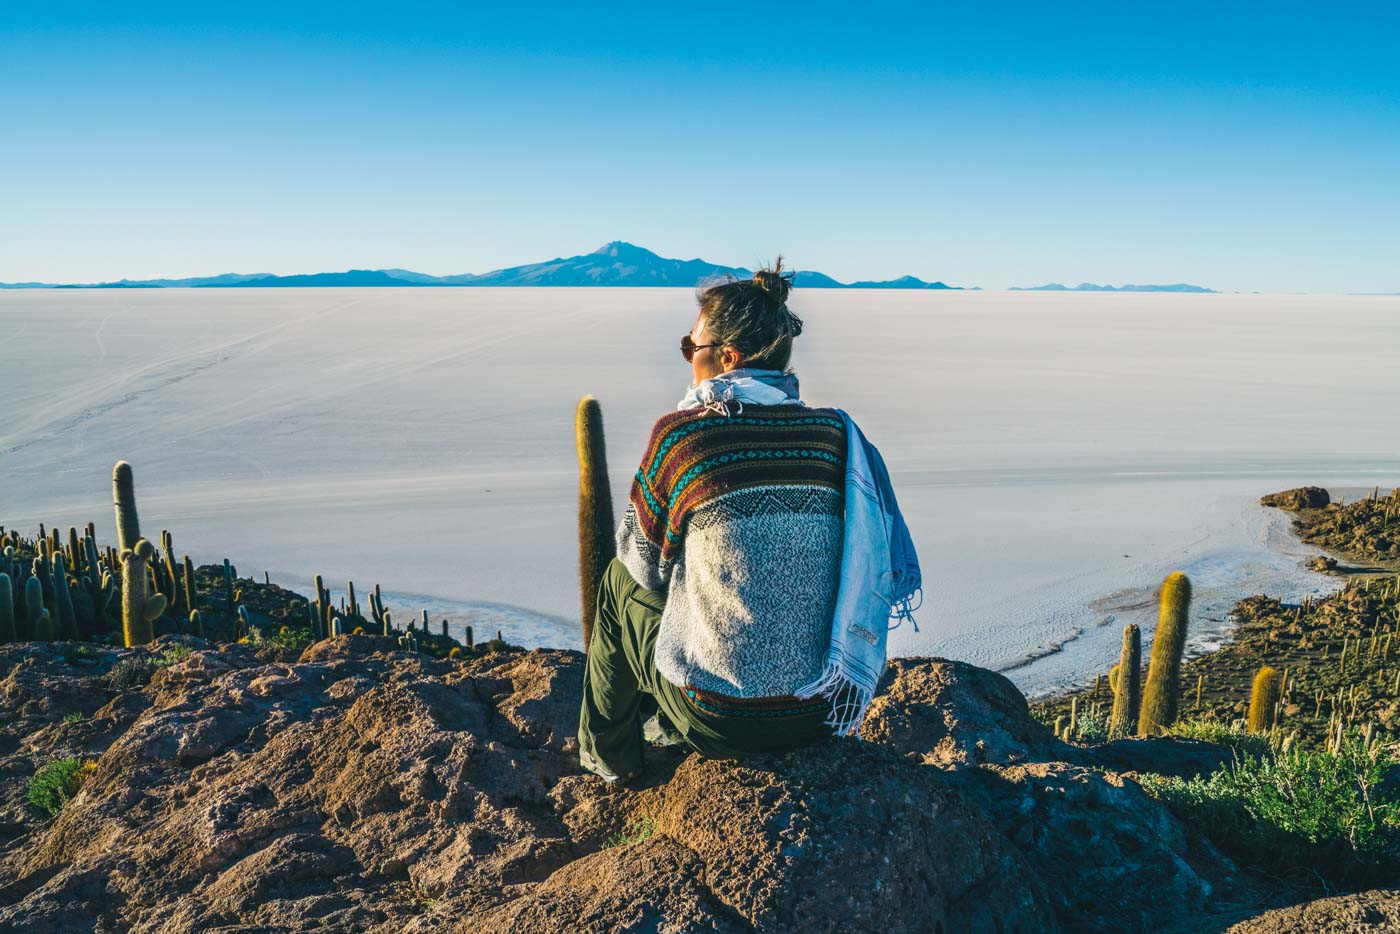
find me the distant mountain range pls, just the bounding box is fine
[1009,282,1215,293]
[0,242,967,291]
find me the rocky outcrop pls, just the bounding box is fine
[1260,486,1330,511]
[0,640,1347,932]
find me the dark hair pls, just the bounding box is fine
[695,256,803,371]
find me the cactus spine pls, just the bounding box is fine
[121,539,167,646]
[1109,624,1142,739]
[1248,666,1282,733]
[0,574,13,642]
[112,461,141,553]
[575,395,615,650]
[1139,571,1191,735]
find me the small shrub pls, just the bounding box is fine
[27,757,91,819]
[1076,709,1110,744]
[249,626,314,651]
[602,816,655,849]
[1166,717,1273,760]
[62,712,83,724]
[154,644,192,667]
[102,658,156,691]
[1143,731,1400,885]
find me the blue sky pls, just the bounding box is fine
[2,2,1398,291]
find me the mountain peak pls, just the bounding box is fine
[591,240,658,260]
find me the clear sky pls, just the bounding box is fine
[2,2,1398,292]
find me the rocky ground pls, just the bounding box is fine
[2,636,1394,932]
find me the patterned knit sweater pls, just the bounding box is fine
[615,402,847,700]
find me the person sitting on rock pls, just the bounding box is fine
[578,258,921,783]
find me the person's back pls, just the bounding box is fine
[577,258,854,783]
[617,402,846,700]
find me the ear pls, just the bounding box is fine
[720,345,744,371]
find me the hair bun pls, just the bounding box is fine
[752,257,794,305]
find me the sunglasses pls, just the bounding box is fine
[680,333,725,363]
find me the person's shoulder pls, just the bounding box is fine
[648,408,709,437]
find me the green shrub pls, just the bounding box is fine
[102,657,156,691]
[154,644,192,667]
[1143,732,1400,884]
[1076,709,1110,744]
[602,816,655,849]
[249,626,314,651]
[27,757,89,819]
[1166,716,1273,759]
[62,712,83,724]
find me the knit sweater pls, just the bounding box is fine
[615,402,847,699]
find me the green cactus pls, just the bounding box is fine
[112,461,141,553]
[32,608,55,642]
[25,574,45,637]
[314,574,331,639]
[576,395,615,650]
[1247,666,1282,733]
[67,527,83,576]
[188,609,205,638]
[222,559,236,613]
[347,580,359,619]
[51,553,77,640]
[82,534,115,631]
[369,584,390,634]
[161,531,180,612]
[0,573,14,642]
[1108,624,1141,739]
[121,540,167,647]
[1138,571,1192,735]
[182,556,196,616]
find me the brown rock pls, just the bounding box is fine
[1224,887,1400,932]
[1261,486,1330,510]
[861,657,1062,766]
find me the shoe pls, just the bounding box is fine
[643,712,685,748]
[579,747,639,784]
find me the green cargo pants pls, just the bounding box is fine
[578,557,836,781]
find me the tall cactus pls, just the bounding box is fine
[1247,666,1282,734]
[182,556,196,616]
[24,574,45,638]
[314,574,331,639]
[68,527,83,576]
[223,560,236,613]
[0,573,14,642]
[161,531,180,612]
[81,534,114,632]
[121,539,167,647]
[1139,571,1192,735]
[369,584,391,635]
[1108,623,1142,739]
[32,609,55,642]
[576,395,615,649]
[51,553,78,640]
[113,461,141,553]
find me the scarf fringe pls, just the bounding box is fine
[794,656,881,737]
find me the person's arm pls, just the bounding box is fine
[614,424,674,591]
